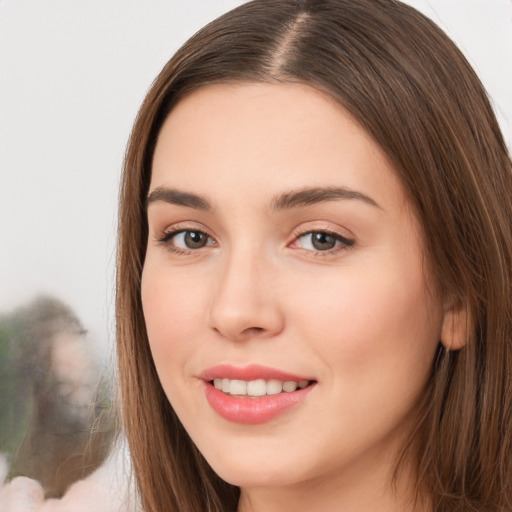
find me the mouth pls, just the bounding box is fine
[201,365,317,424]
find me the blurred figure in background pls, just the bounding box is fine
[0,296,114,498]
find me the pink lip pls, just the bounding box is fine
[200,364,313,382]
[200,364,316,425]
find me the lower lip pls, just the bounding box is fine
[204,382,315,424]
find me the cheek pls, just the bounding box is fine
[141,265,204,379]
[283,261,442,462]
[141,264,215,429]
[290,255,442,383]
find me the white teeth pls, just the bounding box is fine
[266,379,283,395]
[247,379,267,396]
[230,379,247,395]
[283,381,298,392]
[212,378,311,396]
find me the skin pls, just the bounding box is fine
[142,83,459,512]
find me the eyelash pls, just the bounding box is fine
[156,228,216,255]
[155,227,355,257]
[291,229,355,256]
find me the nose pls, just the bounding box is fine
[208,249,285,342]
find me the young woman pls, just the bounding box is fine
[116,0,512,511]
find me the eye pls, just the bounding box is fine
[294,230,354,252]
[158,229,216,252]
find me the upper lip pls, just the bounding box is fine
[200,364,315,382]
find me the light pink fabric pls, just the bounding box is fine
[0,448,136,512]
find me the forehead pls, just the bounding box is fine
[150,82,407,213]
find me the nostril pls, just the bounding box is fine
[244,326,266,337]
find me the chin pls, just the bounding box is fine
[215,465,300,489]
[202,448,307,489]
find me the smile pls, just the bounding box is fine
[213,378,310,397]
[201,365,317,424]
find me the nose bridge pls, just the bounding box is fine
[209,241,283,340]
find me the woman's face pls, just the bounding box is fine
[142,83,446,495]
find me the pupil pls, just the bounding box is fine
[312,232,336,250]
[185,231,207,249]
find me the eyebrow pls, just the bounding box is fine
[270,186,381,211]
[146,187,212,211]
[146,185,380,212]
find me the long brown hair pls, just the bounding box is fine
[116,1,512,510]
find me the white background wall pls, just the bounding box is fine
[0,1,511,355]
